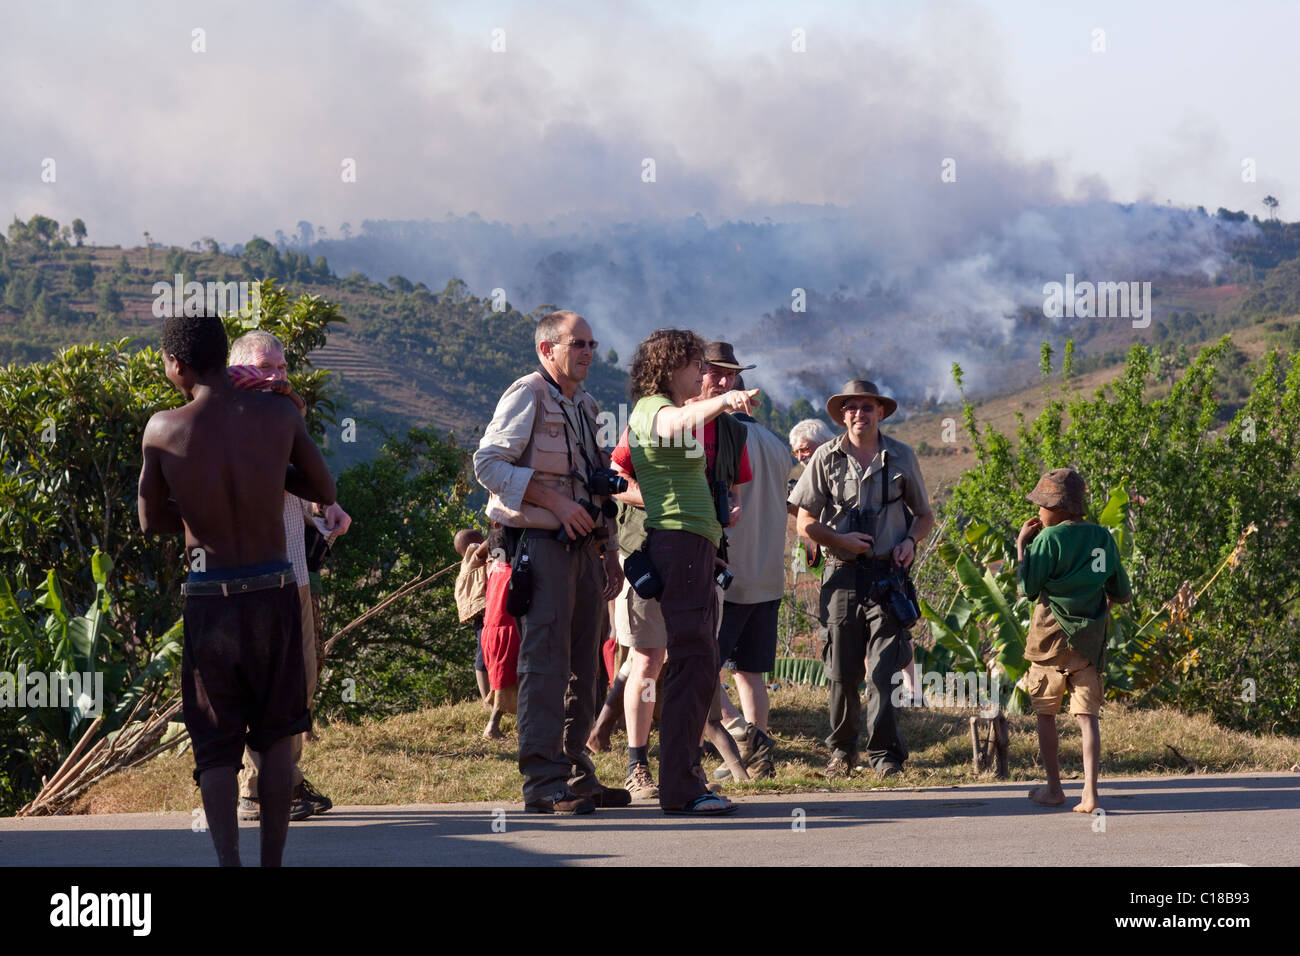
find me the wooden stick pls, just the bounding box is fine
[322,561,457,658]
[994,713,1009,779]
[39,713,105,797]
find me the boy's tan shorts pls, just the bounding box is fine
[1027,648,1102,717]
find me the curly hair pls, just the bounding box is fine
[628,328,704,401]
[161,314,228,374]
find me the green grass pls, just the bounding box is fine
[64,685,1300,814]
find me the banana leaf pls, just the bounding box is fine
[921,596,982,672]
[766,657,827,687]
[109,617,183,731]
[0,574,42,672]
[1097,487,1132,560]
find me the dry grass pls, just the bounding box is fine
[66,685,1299,813]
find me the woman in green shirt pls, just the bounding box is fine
[627,329,759,815]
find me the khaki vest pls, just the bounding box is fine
[487,371,607,530]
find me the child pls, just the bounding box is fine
[479,527,520,738]
[452,529,497,735]
[1017,468,1132,813]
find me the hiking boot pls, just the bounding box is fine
[298,777,333,815]
[289,788,315,821]
[625,763,659,800]
[736,724,759,764]
[825,752,854,780]
[877,761,903,779]
[748,758,776,780]
[525,790,596,814]
[745,728,776,770]
[237,797,259,821]
[578,783,632,808]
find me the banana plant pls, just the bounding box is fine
[922,520,1031,713]
[1089,487,1155,693]
[0,549,182,756]
[767,656,828,687]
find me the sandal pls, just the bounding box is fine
[663,792,739,816]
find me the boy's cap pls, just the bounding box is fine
[1026,468,1086,514]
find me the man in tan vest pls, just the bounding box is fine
[473,310,629,814]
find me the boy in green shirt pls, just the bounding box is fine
[1016,468,1132,814]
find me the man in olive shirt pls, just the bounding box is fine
[789,380,934,779]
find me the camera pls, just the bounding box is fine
[715,566,734,591]
[554,498,618,543]
[877,570,920,629]
[846,506,878,544]
[585,467,628,497]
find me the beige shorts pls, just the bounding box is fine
[1027,648,1102,717]
[614,554,668,649]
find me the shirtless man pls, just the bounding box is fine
[138,313,336,867]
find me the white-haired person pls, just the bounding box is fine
[228,330,352,822]
[787,418,838,573]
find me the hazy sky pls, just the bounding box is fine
[1,0,1292,247]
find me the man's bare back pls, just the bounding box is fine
[139,384,335,569]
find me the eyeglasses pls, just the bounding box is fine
[842,403,879,416]
[554,339,599,351]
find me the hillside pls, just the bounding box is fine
[887,304,1298,499]
[0,230,630,467]
[6,212,1297,478]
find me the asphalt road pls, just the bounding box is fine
[2,772,1296,866]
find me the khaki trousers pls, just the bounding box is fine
[515,537,603,804]
[240,583,316,798]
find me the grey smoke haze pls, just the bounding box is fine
[0,1,1271,401]
[312,203,1255,406]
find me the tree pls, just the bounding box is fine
[340,222,352,240]
[141,231,152,269]
[69,261,95,293]
[296,220,314,247]
[316,428,479,719]
[96,283,123,315]
[201,236,220,254]
[71,219,86,247]
[936,338,1300,733]
[1263,195,1280,221]
[388,275,414,294]
[606,348,619,366]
